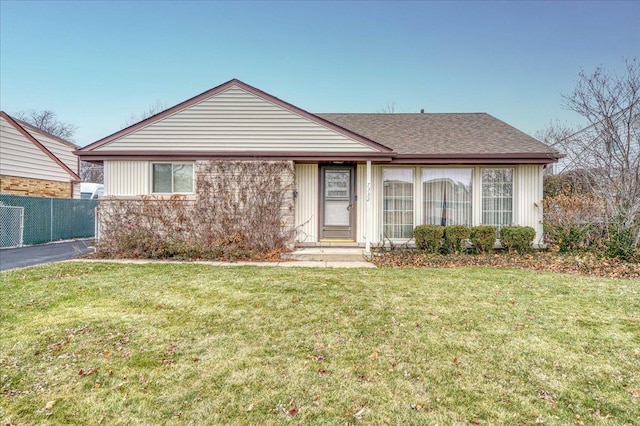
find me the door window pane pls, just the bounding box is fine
[325,171,350,198]
[325,200,350,226]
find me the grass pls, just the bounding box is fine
[1,263,639,425]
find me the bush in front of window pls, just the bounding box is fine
[470,226,497,254]
[442,225,471,254]
[500,226,536,253]
[413,224,443,253]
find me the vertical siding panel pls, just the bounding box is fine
[294,163,318,243]
[371,165,382,244]
[103,161,113,195]
[473,167,482,227]
[356,164,366,243]
[105,161,148,196]
[516,165,544,245]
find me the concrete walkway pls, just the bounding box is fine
[283,247,371,262]
[1,244,377,271]
[70,258,376,268]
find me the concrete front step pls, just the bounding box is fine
[284,247,371,262]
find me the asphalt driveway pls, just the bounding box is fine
[0,239,95,272]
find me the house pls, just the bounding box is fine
[0,111,81,197]
[76,79,560,251]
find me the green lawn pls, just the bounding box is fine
[1,263,639,425]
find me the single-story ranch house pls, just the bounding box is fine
[76,79,560,252]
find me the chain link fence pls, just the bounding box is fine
[0,204,24,247]
[0,194,98,247]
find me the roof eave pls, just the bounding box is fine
[390,152,563,165]
[75,150,396,163]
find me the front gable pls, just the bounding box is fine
[0,113,80,182]
[87,80,392,156]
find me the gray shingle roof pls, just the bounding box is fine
[317,113,558,156]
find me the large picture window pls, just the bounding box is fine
[380,166,517,241]
[152,163,194,194]
[422,169,472,227]
[383,168,414,239]
[481,168,513,228]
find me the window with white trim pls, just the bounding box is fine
[422,168,472,227]
[382,168,414,239]
[380,166,517,240]
[481,168,513,228]
[152,163,194,194]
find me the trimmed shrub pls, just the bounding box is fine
[443,225,471,254]
[413,225,443,253]
[470,226,497,254]
[606,223,639,262]
[500,226,536,253]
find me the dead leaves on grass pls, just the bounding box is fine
[372,251,640,279]
[78,367,98,376]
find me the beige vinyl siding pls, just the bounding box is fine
[515,164,544,244]
[104,160,149,196]
[356,164,381,244]
[294,163,318,243]
[0,116,72,182]
[32,131,79,174]
[357,165,366,243]
[96,86,378,152]
[72,182,81,199]
[370,165,383,244]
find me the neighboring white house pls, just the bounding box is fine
[76,79,561,248]
[0,111,81,198]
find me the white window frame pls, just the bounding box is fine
[480,167,514,229]
[150,162,195,195]
[422,167,473,227]
[378,166,517,242]
[382,167,415,240]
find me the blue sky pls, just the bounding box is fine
[1,0,639,147]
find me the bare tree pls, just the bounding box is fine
[80,161,104,183]
[122,100,167,127]
[548,59,640,246]
[14,109,77,141]
[378,101,397,113]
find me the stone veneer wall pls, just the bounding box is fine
[195,159,296,248]
[97,160,296,257]
[0,174,72,198]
